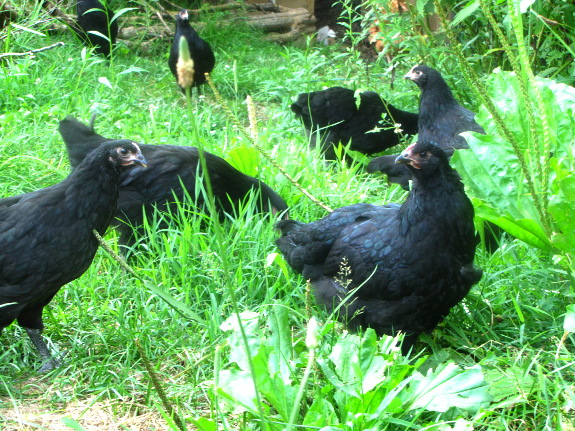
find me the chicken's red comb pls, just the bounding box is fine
[404,142,417,153]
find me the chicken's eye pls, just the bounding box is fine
[119,148,129,156]
[419,151,428,158]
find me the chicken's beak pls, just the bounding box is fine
[395,152,412,165]
[122,153,148,168]
[133,154,148,168]
[404,70,415,81]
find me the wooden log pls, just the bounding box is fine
[37,2,316,45]
[239,7,315,33]
[264,23,316,43]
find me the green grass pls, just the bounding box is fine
[1,2,574,430]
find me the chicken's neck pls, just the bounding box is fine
[418,81,458,125]
[399,170,468,233]
[64,155,121,234]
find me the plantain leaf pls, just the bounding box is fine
[472,199,553,251]
[549,174,575,254]
[452,71,575,255]
[220,311,261,370]
[401,363,491,413]
[216,369,259,414]
[227,147,259,177]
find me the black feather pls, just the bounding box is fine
[168,9,215,92]
[276,141,481,355]
[368,65,485,190]
[291,87,418,160]
[59,116,288,247]
[0,140,146,371]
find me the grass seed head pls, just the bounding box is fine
[177,36,195,90]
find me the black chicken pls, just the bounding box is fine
[58,116,288,247]
[276,141,481,354]
[368,65,485,189]
[75,0,118,57]
[168,9,215,92]
[0,141,147,371]
[291,87,418,160]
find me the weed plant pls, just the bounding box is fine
[0,1,574,430]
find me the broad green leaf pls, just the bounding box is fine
[255,366,298,421]
[318,330,406,402]
[402,363,491,413]
[323,330,389,393]
[267,305,293,384]
[358,330,390,393]
[549,175,575,254]
[451,0,480,26]
[304,398,339,428]
[453,134,528,221]
[220,311,261,370]
[226,147,259,176]
[472,199,553,251]
[452,71,575,258]
[216,369,259,414]
[564,305,575,333]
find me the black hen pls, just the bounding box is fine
[75,0,118,57]
[368,65,485,189]
[58,116,288,247]
[276,141,481,354]
[168,9,215,92]
[291,87,418,160]
[0,141,147,371]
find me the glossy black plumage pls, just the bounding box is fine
[291,86,418,160]
[58,116,288,247]
[276,141,481,354]
[75,0,118,57]
[168,9,215,92]
[0,141,146,371]
[368,65,485,189]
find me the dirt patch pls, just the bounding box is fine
[1,396,169,431]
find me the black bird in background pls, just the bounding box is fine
[75,0,118,57]
[368,65,485,189]
[168,9,215,92]
[0,141,147,371]
[58,116,288,248]
[276,141,481,355]
[291,87,418,161]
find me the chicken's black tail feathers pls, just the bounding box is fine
[275,219,305,235]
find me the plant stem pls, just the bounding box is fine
[195,76,272,431]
